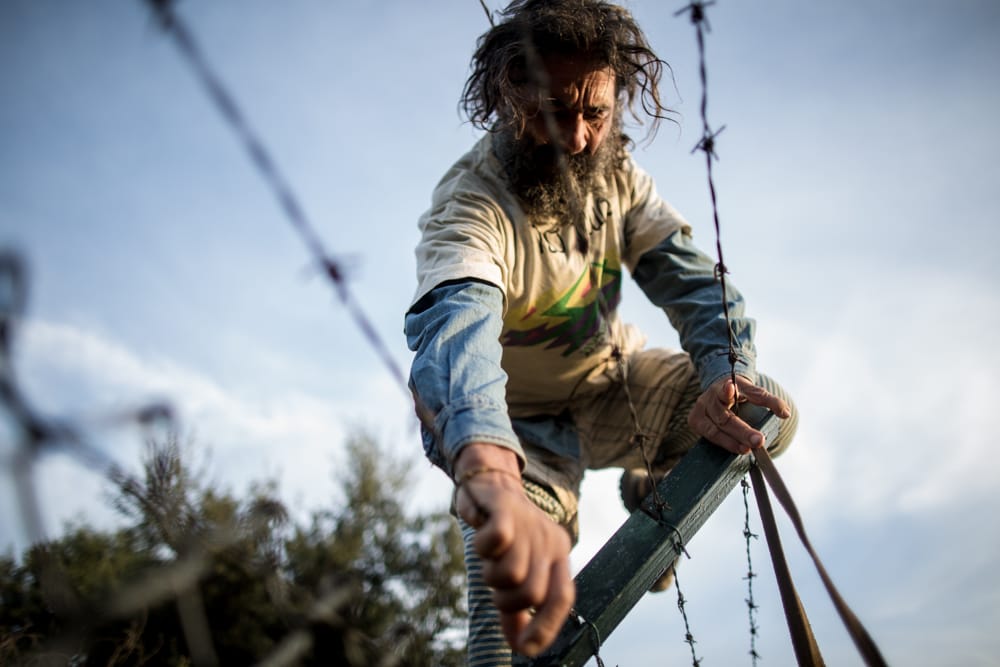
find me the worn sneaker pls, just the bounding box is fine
[619,468,678,593]
[619,467,653,515]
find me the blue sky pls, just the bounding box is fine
[2,0,999,664]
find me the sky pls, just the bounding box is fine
[2,0,999,664]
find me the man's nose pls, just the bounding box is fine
[563,115,588,154]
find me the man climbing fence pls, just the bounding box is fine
[404,1,798,663]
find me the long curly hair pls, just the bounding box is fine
[462,0,673,140]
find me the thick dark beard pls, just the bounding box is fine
[494,119,623,228]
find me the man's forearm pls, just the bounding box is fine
[405,280,524,475]
[632,229,758,389]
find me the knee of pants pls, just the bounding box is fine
[757,373,798,458]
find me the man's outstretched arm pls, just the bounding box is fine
[406,280,574,656]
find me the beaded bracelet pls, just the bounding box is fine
[454,466,522,489]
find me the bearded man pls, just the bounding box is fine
[404,1,797,664]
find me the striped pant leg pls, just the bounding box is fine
[461,519,512,667]
[460,480,572,667]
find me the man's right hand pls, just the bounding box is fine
[454,443,575,657]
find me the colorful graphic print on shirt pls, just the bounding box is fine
[501,257,622,357]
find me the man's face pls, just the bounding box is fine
[496,55,620,223]
[525,55,617,156]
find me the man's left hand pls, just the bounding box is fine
[687,375,791,454]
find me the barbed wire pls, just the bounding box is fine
[469,1,743,663]
[0,1,444,663]
[0,254,173,542]
[675,0,740,389]
[1,251,419,667]
[673,6,887,666]
[742,478,762,665]
[673,559,703,667]
[478,0,496,27]
[674,2,768,662]
[0,251,233,664]
[571,609,610,667]
[144,0,436,433]
[0,0,819,664]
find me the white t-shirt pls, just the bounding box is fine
[413,135,690,407]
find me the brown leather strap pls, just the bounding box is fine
[753,447,889,667]
[749,461,825,666]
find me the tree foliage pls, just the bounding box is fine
[0,432,466,666]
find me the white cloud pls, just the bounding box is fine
[567,264,1000,664]
[734,264,999,526]
[3,318,429,553]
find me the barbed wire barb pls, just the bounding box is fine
[141,0,427,427]
[572,609,611,667]
[742,476,762,665]
[675,0,742,394]
[672,557,703,667]
[674,2,763,663]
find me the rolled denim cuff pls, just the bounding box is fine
[436,394,525,476]
[698,349,756,392]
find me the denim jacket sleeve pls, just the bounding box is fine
[631,228,757,391]
[404,280,524,476]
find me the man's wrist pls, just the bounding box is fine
[454,442,523,490]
